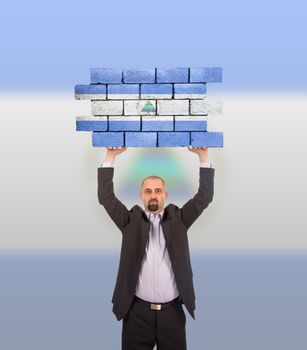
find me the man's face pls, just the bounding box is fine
[140,178,168,214]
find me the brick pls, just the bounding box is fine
[174,116,207,131]
[76,116,108,131]
[123,68,155,83]
[75,94,106,100]
[125,132,157,147]
[91,68,122,84]
[158,132,190,147]
[124,100,156,115]
[109,116,140,131]
[92,132,124,147]
[142,116,173,131]
[157,100,189,115]
[190,67,222,83]
[74,84,106,100]
[92,100,123,116]
[140,84,172,99]
[174,84,206,99]
[156,67,189,83]
[108,84,139,100]
[191,132,223,147]
[190,99,223,115]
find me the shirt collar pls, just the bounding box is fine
[145,209,164,221]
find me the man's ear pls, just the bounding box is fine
[165,191,169,199]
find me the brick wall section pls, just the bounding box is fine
[75,67,223,147]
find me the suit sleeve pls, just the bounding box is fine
[180,167,215,229]
[97,167,130,232]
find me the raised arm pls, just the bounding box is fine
[97,147,130,231]
[180,147,215,229]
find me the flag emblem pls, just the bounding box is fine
[142,101,156,113]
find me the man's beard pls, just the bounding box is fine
[148,200,159,212]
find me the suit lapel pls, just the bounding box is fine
[161,209,174,258]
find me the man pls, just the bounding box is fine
[98,146,215,350]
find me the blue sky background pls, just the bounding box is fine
[1,0,306,92]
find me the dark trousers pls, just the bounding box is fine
[122,296,187,350]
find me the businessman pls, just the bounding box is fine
[97,146,215,350]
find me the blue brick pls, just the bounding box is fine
[75,84,106,94]
[191,132,223,147]
[123,68,155,83]
[142,117,173,131]
[109,117,140,131]
[158,132,190,147]
[140,84,172,95]
[175,118,207,131]
[174,83,206,95]
[156,67,189,83]
[92,132,124,147]
[190,67,222,83]
[125,132,157,147]
[91,68,122,84]
[108,84,139,95]
[76,120,107,131]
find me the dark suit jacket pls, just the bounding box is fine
[97,166,215,321]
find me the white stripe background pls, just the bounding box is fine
[1,93,306,252]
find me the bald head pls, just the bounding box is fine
[141,175,166,190]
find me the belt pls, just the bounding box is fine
[133,295,182,311]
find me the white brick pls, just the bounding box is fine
[190,98,223,115]
[141,93,172,100]
[108,93,139,100]
[157,100,189,115]
[91,100,123,116]
[174,93,205,100]
[75,94,106,100]
[124,100,157,115]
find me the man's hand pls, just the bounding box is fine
[187,146,209,162]
[104,147,127,163]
